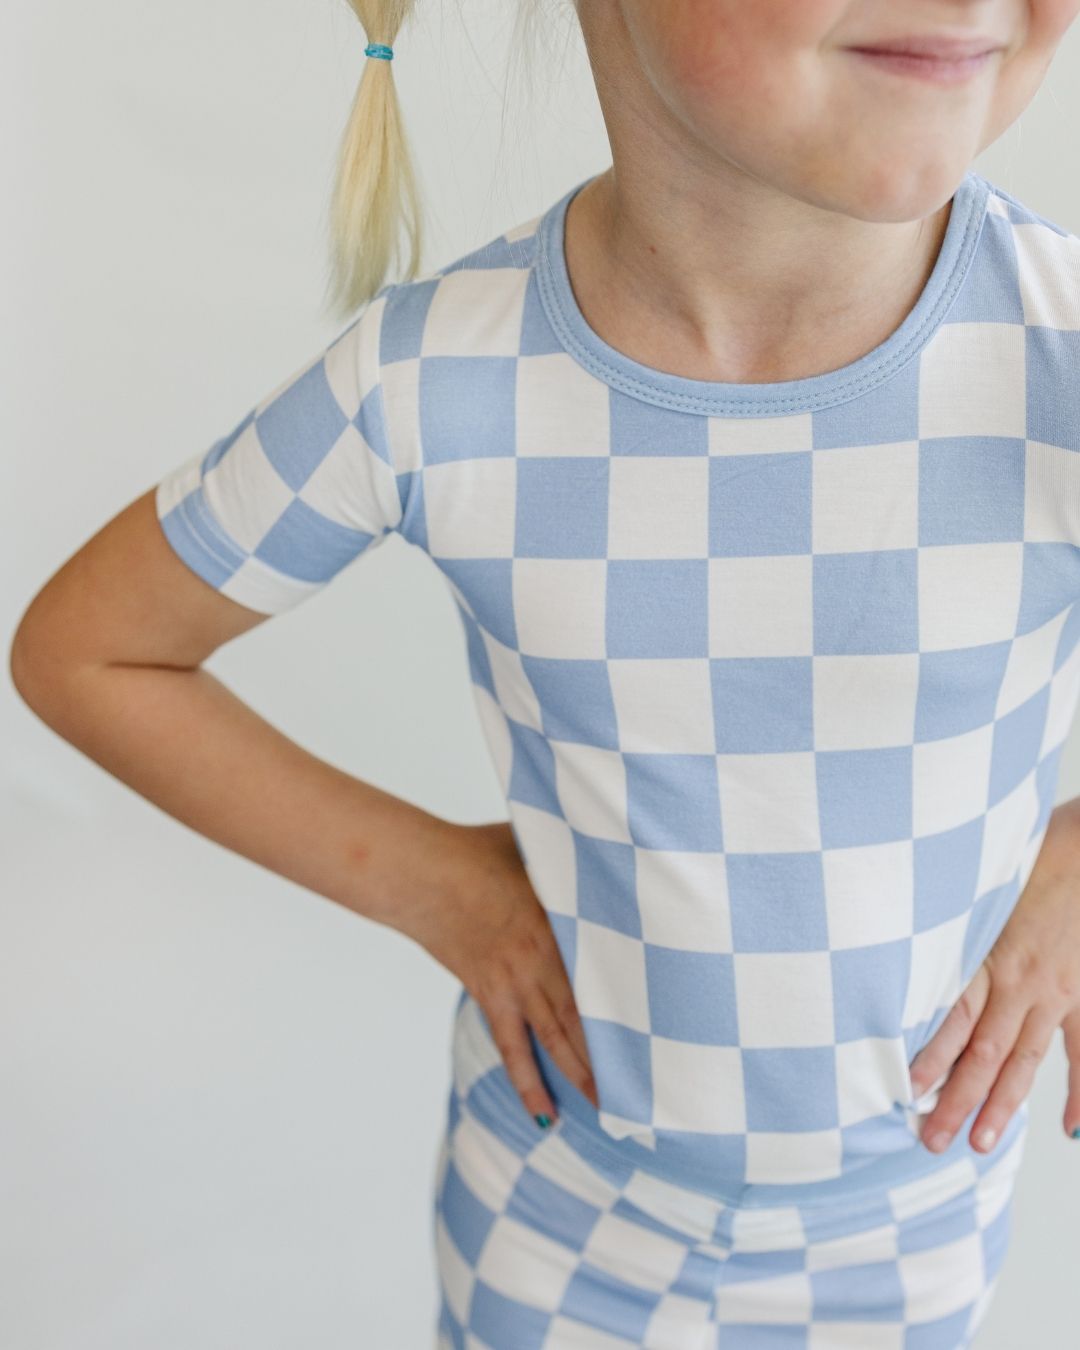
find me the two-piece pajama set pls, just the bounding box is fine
[155,166,1080,1347]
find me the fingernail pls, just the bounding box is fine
[974,1126,997,1150]
[1071,1126,1080,1140]
[927,1130,951,1152]
[534,1113,552,1130]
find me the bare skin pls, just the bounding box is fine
[566,0,1075,385]
[562,165,953,386]
[408,819,599,1121]
[906,796,1080,1152]
[8,490,598,1127]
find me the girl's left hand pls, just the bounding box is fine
[907,797,1080,1155]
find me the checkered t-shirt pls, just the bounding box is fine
[155,169,1080,1196]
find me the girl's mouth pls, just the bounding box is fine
[844,43,1000,86]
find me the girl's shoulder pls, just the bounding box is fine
[978,173,1078,241]
[384,201,545,299]
[374,199,552,352]
[972,175,1080,343]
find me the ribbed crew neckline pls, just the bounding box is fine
[534,169,991,419]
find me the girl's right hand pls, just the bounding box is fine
[399,819,600,1127]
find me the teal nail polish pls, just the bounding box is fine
[534,1113,552,1129]
[1071,1126,1080,1139]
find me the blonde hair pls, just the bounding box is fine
[323,1,423,321]
[323,0,567,322]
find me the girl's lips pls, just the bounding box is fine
[845,34,1002,59]
[845,46,998,85]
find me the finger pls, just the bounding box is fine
[917,978,1031,1153]
[964,1003,1058,1152]
[526,919,600,1108]
[909,965,990,1095]
[482,997,559,1128]
[1062,1007,1080,1138]
[534,959,598,1105]
[524,981,599,1110]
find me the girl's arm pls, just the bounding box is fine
[8,486,599,1125]
[9,487,440,929]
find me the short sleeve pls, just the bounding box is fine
[154,291,403,615]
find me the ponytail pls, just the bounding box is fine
[323,1,424,321]
[322,0,566,321]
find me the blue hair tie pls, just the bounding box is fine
[364,42,394,61]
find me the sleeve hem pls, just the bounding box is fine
[154,463,317,616]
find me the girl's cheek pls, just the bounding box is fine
[1030,0,1080,44]
[637,0,775,98]
[656,6,838,127]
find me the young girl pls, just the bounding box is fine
[12,1,1080,1345]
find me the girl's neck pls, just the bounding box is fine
[562,167,954,387]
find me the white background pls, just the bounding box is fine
[3,1,1080,1345]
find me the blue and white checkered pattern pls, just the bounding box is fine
[433,991,1026,1348]
[155,168,1080,1195]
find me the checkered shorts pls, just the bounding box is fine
[432,993,1026,1349]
